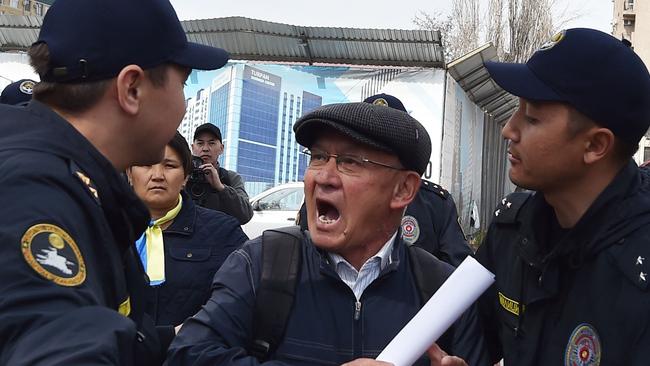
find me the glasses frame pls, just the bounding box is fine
[303,148,404,174]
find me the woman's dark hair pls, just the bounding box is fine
[168,131,193,177]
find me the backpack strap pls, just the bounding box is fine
[250,226,303,361]
[406,244,455,351]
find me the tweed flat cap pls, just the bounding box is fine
[293,102,431,176]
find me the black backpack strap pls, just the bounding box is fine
[407,244,455,352]
[249,226,303,361]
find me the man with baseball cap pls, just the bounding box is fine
[476,28,650,365]
[187,123,254,224]
[0,0,229,364]
[167,102,488,365]
[0,79,36,106]
[296,93,473,267]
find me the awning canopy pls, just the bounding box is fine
[446,44,517,124]
[0,15,42,51]
[181,17,444,67]
[1,15,445,68]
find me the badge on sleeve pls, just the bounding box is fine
[401,215,420,244]
[21,223,86,287]
[564,323,601,366]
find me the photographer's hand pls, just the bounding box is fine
[200,164,225,191]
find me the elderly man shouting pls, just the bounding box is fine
[166,102,487,365]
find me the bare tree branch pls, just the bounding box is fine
[415,0,568,63]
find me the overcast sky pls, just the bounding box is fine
[169,0,613,33]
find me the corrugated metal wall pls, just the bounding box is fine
[479,115,516,235]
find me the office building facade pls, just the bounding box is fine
[179,64,322,196]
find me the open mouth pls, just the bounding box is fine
[316,199,340,225]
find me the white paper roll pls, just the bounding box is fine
[376,256,494,366]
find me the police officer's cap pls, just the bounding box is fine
[294,102,432,176]
[0,79,35,106]
[363,93,407,112]
[485,28,650,144]
[34,0,230,83]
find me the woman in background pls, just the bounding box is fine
[128,131,248,327]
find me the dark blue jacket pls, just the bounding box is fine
[166,233,488,365]
[404,180,473,267]
[0,101,168,365]
[476,161,650,365]
[298,180,472,267]
[145,191,248,326]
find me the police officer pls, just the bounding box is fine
[0,0,228,365]
[297,93,472,267]
[476,28,650,365]
[0,78,36,106]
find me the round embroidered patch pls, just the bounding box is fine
[372,98,389,107]
[539,30,566,51]
[401,215,420,244]
[564,323,601,366]
[19,80,35,95]
[21,223,86,287]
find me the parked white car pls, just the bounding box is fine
[241,182,305,239]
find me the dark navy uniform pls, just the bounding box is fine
[297,179,472,267]
[475,161,650,365]
[402,180,472,267]
[0,102,170,365]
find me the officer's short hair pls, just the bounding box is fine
[29,44,170,113]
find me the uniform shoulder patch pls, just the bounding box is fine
[493,192,532,224]
[401,215,420,244]
[420,180,448,200]
[564,323,601,366]
[69,161,101,205]
[21,223,86,287]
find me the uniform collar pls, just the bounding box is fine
[521,160,644,266]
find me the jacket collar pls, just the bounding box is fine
[519,160,646,267]
[16,100,150,250]
[165,190,196,235]
[315,231,405,280]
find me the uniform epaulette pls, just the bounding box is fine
[608,232,650,291]
[69,161,101,206]
[492,191,532,224]
[420,180,448,200]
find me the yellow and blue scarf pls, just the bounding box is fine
[135,194,183,285]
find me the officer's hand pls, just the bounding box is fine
[341,359,392,366]
[427,343,468,366]
[199,163,224,191]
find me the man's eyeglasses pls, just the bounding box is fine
[304,149,404,175]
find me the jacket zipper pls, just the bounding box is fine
[353,300,362,359]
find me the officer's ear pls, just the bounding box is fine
[390,171,420,210]
[583,127,615,165]
[115,65,146,116]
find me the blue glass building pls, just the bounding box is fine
[180,64,322,196]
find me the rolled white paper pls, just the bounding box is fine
[376,256,494,366]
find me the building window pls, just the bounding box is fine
[24,0,31,11]
[10,0,19,8]
[35,2,43,15]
